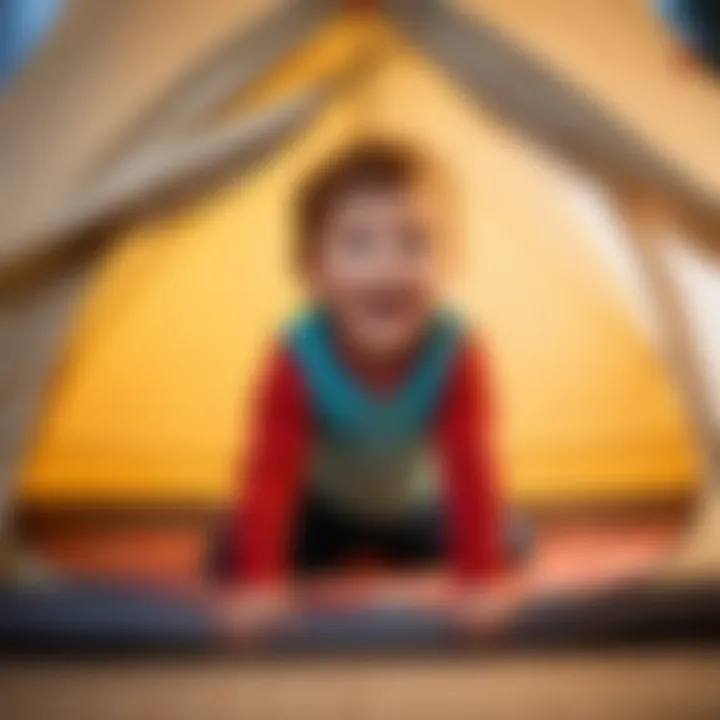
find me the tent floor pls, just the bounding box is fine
[3,652,720,719]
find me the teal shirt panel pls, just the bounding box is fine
[286,309,464,517]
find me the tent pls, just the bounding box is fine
[1,0,719,576]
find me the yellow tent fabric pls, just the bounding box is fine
[20,15,697,508]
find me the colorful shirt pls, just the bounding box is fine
[234,312,503,585]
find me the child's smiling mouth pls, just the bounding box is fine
[361,288,414,321]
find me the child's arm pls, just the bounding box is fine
[232,345,311,586]
[435,339,504,585]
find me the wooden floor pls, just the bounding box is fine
[3,652,720,719]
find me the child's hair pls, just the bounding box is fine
[294,139,440,264]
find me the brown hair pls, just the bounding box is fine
[294,140,439,264]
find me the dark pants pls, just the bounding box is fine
[295,495,444,573]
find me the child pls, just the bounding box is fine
[231,141,504,602]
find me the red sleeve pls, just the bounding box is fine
[232,344,311,586]
[436,339,504,585]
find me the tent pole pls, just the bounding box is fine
[613,193,720,578]
[0,262,91,584]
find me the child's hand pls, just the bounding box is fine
[451,583,519,637]
[216,587,292,639]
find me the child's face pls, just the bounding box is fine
[306,184,446,359]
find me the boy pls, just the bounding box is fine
[231,141,504,607]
